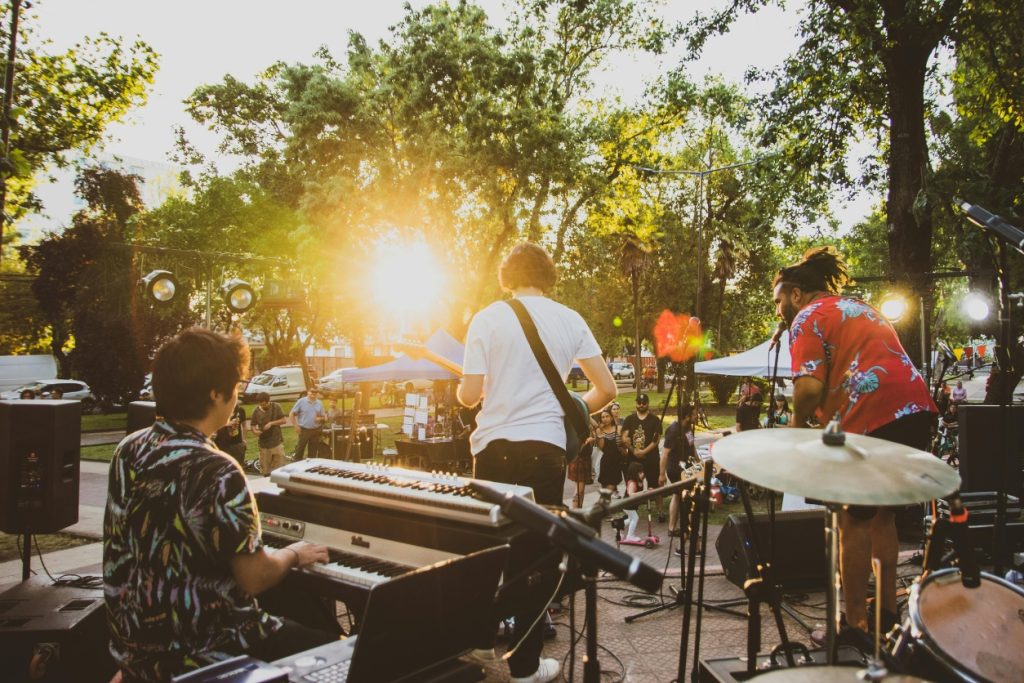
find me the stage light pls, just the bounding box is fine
[962,292,990,321]
[879,293,908,322]
[141,270,178,304]
[221,278,257,313]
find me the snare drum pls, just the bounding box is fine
[894,567,1024,682]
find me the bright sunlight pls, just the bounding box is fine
[369,237,448,327]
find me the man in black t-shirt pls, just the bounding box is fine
[622,393,664,520]
[735,392,762,432]
[215,403,248,464]
[660,403,698,537]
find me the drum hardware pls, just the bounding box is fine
[713,421,960,667]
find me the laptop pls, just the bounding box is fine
[273,545,508,683]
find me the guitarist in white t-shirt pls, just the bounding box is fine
[454,242,616,683]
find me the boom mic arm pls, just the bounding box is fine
[957,199,1024,255]
[470,481,664,594]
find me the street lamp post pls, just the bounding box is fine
[635,157,767,319]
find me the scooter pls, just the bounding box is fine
[614,501,660,549]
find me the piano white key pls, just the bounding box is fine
[306,563,388,588]
[261,514,462,589]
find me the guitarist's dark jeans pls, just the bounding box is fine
[474,439,565,678]
[475,439,566,506]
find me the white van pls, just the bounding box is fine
[0,355,59,393]
[241,366,308,403]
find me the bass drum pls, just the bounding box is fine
[894,568,1024,682]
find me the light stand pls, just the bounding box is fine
[957,198,1023,574]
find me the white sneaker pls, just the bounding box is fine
[510,658,560,683]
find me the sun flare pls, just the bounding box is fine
[370,238,447,326]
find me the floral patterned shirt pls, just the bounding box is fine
[103,420,281,682]
[788,295,937,434]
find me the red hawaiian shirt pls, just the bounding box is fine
[788,295,937,434]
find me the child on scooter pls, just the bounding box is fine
[622,461,645,543]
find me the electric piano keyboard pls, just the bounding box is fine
[257,485,527,610]
[269,459,534,527]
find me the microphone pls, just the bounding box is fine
[946,496,980,588]
[470,481,664,594]
[769,321,787,349]
[957,199,1024,255]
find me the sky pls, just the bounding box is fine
[29,0,874,229]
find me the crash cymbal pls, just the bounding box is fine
[711,426,959,506]
[753,666,929,682]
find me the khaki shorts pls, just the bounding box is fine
[259,443,286,475]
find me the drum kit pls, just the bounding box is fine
[712,421,1024,683]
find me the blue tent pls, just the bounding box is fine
[342,330,464,382]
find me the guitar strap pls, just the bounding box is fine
[505,299,588,439]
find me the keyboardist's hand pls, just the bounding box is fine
[287,541,329,568]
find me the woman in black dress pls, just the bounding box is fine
[596,408,623,495]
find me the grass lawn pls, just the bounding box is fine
[0,531,95,563]
[81,411,128,432]
[81,406,406,464]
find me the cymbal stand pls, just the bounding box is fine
[736,479,797,675]
[824,505,841,665]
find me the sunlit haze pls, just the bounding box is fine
[370,238,447,330]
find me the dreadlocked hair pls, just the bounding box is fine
[773,246,850,295]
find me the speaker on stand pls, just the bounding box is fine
[0,400,82,581]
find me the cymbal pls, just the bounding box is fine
[711,427,960,505]
[753,666,929,682]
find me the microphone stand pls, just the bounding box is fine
[472,481,670,683]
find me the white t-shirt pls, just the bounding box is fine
[462,295,602,454]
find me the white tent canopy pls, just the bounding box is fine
[694,332,792,378]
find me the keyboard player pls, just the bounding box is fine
[103,328,343,683]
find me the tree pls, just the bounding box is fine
[0,2,158,264]
[20,169,190,405]
[930,0,1024,402]
[179,0,671,341]
[683,0,966,361]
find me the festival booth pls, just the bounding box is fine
[342,330,469,470]
[694,332,792,378]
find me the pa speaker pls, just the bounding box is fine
[716,509,826,590]
[0,400,81,534]
[127,401,157,434]
[957,404,1024,498]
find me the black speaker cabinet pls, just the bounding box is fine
[0,400,81,534]
[957,404,1024,498]
[716,509,827,590]
[127,400,157,434]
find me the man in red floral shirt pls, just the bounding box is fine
[772,246,936,636]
